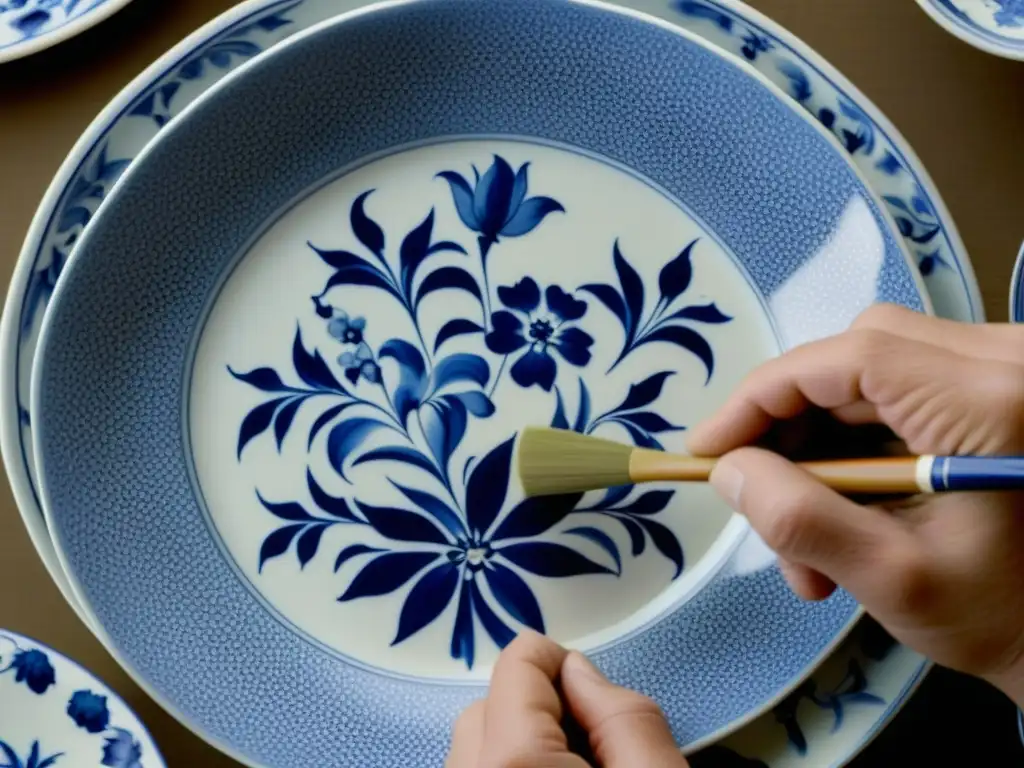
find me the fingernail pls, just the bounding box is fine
[709,459,744,507]
[565,651,607,685]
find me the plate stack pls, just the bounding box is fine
[0,1,984,766]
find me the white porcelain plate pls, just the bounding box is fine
[916,0,1024,60]
[0,0,134,65]
[28,0,930,765]
[0,629,163,768]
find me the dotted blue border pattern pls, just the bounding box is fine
[35,1,923,765]
[930,0,1024,49]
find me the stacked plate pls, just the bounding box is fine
[0,1,984,766]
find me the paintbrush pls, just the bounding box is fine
[517,427,1024,497]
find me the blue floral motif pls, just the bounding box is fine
[4,648,56,695]
[0,740,62,768]
[100,729,143,768]
[0,0,100,39]
[230,155,721,668]
[486,278,594,391]
[127,1,301,127]
[66,690,110,734]
[991,0,1024,27]
[579,239,731,378]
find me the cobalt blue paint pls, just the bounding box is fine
[929,456,1024,492]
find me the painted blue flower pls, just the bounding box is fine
[0,740,63,768]
[333,435,617,669]
[338,342,381,385]
[67,690,110,734]
[101,729,143,768]
[993,0,1024,27]
[326,308,366,346]
[485,277,593,391]
[437,155,564,255]
[8,649,55,694]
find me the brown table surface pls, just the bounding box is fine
[2,0,1023,765]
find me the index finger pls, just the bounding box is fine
[686,328,908,456]
[482,630,573,765]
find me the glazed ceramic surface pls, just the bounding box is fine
[0,0,134,64]
[2,0,981,765]
[1009,239,1024,321]
[0,630,162,768]
[30,0,927,765]
[916,0,1024,59]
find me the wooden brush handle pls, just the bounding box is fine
[629,451,1024,494]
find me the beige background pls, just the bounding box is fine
[1,1,1022,765]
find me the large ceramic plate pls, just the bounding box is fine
[4,0,980,764]
[30,0,926,765]
[0,0,134,65]
[915,0,1024,60]
[0,628,163,768]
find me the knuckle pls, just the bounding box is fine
[759,490,821,556]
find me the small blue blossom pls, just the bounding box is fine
[9,649,55,695]
[437,155,564,255]
[67,689,110,734]
[338,342,381,385]
[101,729,143,768]
[327,309,366,345]
[485,277,593,391]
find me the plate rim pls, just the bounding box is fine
[914,0,1024,61]
[28,0,930,760]
[0,0,137,65]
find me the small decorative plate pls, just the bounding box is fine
[915,0,1024,60]
[0,629,163,768]
[0,0,134,65]
[31,0,929,764]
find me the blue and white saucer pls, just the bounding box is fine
[916,0,1024,60]
[28,0,929,765]
[0,629,163,768]
[0,0,134,65]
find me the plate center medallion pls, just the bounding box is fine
[189,140,778,680]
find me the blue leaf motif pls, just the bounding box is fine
[334,544,384,572]
[578,283,626,328]
[259,524,304,571]
[430,353,490,393]
[658,239,696,303]
[391,482,466,539]
[436,171,478,231]
[551,387,569,430]
[353,446,445,483]
[620,517,646,556]
[672,0,734,30]
[257,493,314,522]
[465,436,514,536]
[590,484,633,510]
[451,391,495,418]
[326,418,391,480]
[308,402,359,449]
[640,518,684,578]
[351,190,385,259]
[613,241,644,343]
[421,396,469,467]
[228,366,287,392]
[434,319,484,352]
[616,420,665,450]
[339,551,440,601]
[625,490,674,516]
[392,562,460,645]
[307,470,360,521]
[297,525,328,568]
[492,493,582,541]
[399,209,436,299]
[666,303,732,324]
[450,581,475,668]
[470,579,517,650]
[607,371,674,415]
[273,397,303,449]
[502,197,565,237]
[615,411,682,434]
[415,266,481,308]
[637,325,714,383]
[777,60,812,102]
[315,247,398,298]
[237,397,288,459]
[292,327,344,391]
[499,542,615,577]
[573,379,591,433]
[356,502,451,545]
[565,526,622,575]
[379,339,427,422]
[484,562,546,633]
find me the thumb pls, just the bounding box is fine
[709,446,912,608]
[559,652,688,767]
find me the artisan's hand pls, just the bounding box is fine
[688,305,1024,706]
[446,630,688,767]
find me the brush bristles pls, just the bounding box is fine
[517,427,633,496]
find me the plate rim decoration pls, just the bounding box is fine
[0,0,977,764]
[0,626,166,768]
[914,0,1024,60]
[29,0,931,763]
[0,0,136,65]
[1009,238,1024,321]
